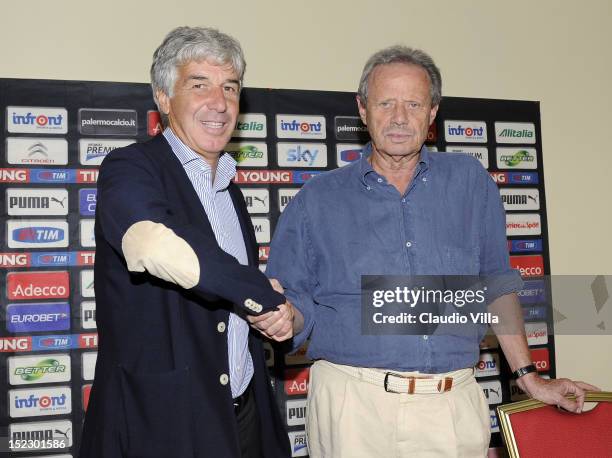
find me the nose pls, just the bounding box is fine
[205,86,227,112]
[391,103,408,125]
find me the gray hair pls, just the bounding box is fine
[150,26,246,107]
[357,46,442,107]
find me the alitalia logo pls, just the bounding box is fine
[15,358,67,382]
[495,122,536,144]
[498,129,533,139]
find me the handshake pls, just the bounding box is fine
[246,279,303,342]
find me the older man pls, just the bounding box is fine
[250,46,596,457]
[80,27,291,458]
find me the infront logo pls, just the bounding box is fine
[276,115,326,139]
[475,352,500,377]
[444,121,487,143]
[7,107,68,134]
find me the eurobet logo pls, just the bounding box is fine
[518,280,546,305]
[499,188,540,211]
[79,139,133,165]
[7,106,68,134]
[9,386,72,418]
[478,379,503,404]
[289,431,308,457]
[7,220,69,249]
[79,188,97,216]
[81,301,97,329]
[0,336,32,353]
[445,146,489,169]
[334,116,369,142]
[510,255,544,278]
[7,137,68,165]
[336,144,364,167]
[9,419,73,451]
[525,321,548,346]
[7,271,70,300]
[495,122,536,144]
[475,352,500,377]
[284,367,310,395]
[226,142,268,167]
[82,351,98,380]
[530,348,550,372]
[7,188,68,216]
[251,217,270,244]
[277,143,327,168]
[496,147,538,169]
[6,302,70,333]
[8,353,71,385]
[286,399,307,426]
[233,113,267,138]
[444,121,487,143]
[147,110,163,136]
[78,108,138,136]
[278,188,300,212]
[276,115,326,139]
[506,213,541,237]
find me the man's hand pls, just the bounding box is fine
[247,301,295,342]
[517,373,600,413]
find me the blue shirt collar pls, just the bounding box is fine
[358,142,431,185]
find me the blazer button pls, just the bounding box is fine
[219,373,229,386]
[217,322,226,333]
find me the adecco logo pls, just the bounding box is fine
[79,139,133,166]
[445,147,489,169]
[506,213,541,237]
[7,271,70,300]
[251,217,270,244]
[241,188,270,214]
[444,121,487,143]
[495,122,536,144]
[276,115,326,139]
[8,353,71,385]
[530,348,550,372]
[284,367,310,395]
[510,255,544,278]
[233,113,267,138]
[7,107,68,134]
[7,137,68,165]
[475,352,500,377]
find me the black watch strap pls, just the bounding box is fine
[513,364,537,379]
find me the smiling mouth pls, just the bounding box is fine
[200,121,226,129]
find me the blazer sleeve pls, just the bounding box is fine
[95,144,285,315]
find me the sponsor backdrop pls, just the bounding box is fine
[0,79,554,456]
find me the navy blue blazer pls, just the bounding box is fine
[80,135,290,458]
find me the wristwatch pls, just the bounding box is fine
[513,364,537,379]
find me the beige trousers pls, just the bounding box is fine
[306,360,490,458]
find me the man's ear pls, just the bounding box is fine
[356,95,367,125]
[156,90,171,115]
[429,103,439,126]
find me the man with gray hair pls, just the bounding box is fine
[80,26,292,458]
[250,46,596,456]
